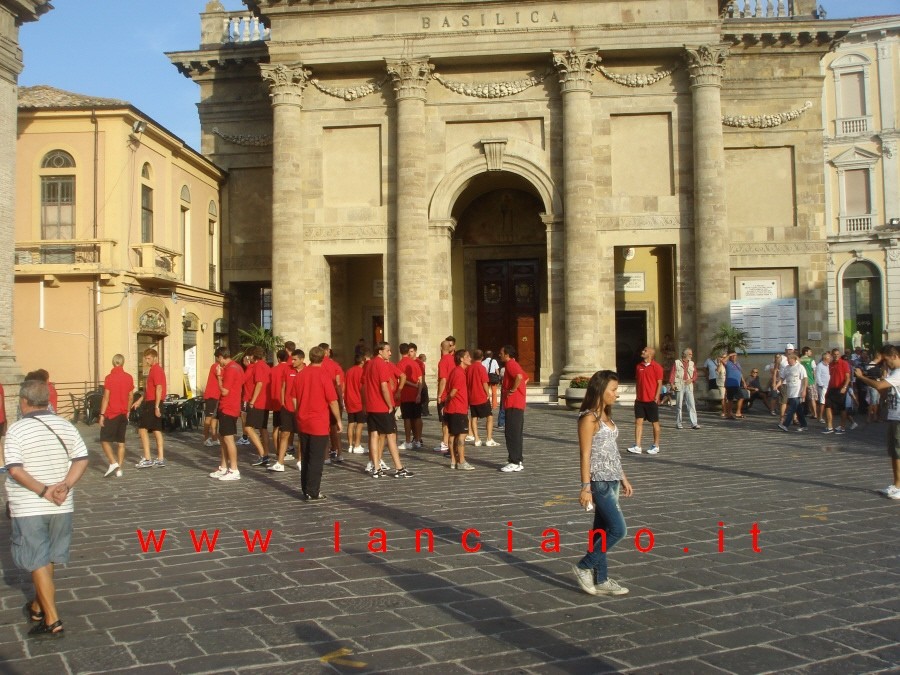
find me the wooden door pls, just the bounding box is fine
[615,310,647,382]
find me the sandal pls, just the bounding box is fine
[735,415,745,419]
[23,600,43,623]
[28,619,64,638]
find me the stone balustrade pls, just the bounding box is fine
[131,243,181,281]
[14,239,116,269]
[722,0,803,19]
[222,14,270,44]
[839,214,874,234]
[838,116,871,135]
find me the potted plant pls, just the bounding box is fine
[564,375,591,410]
[710,324,750,356]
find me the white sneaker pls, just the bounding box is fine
[464,435,475,443]
[485,439,500,447]
[104,463,119,477]
[626,446,643,454]
[353,445,366,454]
[380,459,390,471]
[365,461,374,474]
[398,441,412,450]
[324,458,332,465]
[267,462,285,472]
[296,461,302,471]
[474,440,483,447]
[204,438,218,447]
[594,577,629,596]
[236,437,251,446]
[433,443,448,453]
[878,485,900,498]
[115,469,123,478]
[218,470,241,481]
[500,462,523,472]
[413,440,423,449]
[647,445,660,455]
[849,421,859,430]
[208,466,228,478]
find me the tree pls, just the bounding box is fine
[710,324,750,356]
[237,323,283,361]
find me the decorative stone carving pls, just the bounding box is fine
[311,77,387,101]
[888,247,900,262]
[481,138,508,171]
[385,59,434,100]
[304,225,390,240]
[596,215,682,230]
[552,49,600,92]
[596,64,677,87]
[722,101,812,128]
[882,140,896,159]
[260,62,310,106]
[211,127,273,146]
[139,309,168,335]
[684,45,727,87]
[432,71,549,98]
[729,241,828,255]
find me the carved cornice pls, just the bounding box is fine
[211,127,273,146]
[722,101,812,128]
[684,45,728,87]
[385,59,434,101]
[260,62,310,106]
[305,225,389,240]
[729,241,827,256]
[433,71,550,98]
[481,138,507,171]
[310,77,387,101]
[597,215,682,230]
[552,49,600,94]
[596,64,677,88]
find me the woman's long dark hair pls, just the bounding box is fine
[579,370,619,419]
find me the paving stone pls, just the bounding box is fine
[60,644,138,673]
[701,646,810,674]
[0,653,70,675]
[608,638,723,668]
[127,634,204,664]
[703,625,790,649]
[173,650,280,672]
[108,618,191,643]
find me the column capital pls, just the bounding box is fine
[428,218,456,238]
[261,62,311,106]
[552,48,600,94]
[684,45,727,88]
[386,58,434,101]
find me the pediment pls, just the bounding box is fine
[831,53,871,70]
[831,146,880,167]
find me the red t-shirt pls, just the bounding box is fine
[269,361,288,412]
[344,364,364,413]
[635,360,664,402]
[466,360,489,406]
[48,382,58,412]
[204,363,221,401]
[363,358,392,413]
[322,357,344,385]
[219,360,244,417]
[293,365,337,436]
[399,356,422,403]
[283,365,303,412]
[502,358,528,410]
[104,366,135,419]
[146,364,167,403]
[242,365,254,402]
[829,358,850,390]
[250,360,270,410]
[445,366,469,415]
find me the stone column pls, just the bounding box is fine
[685,45,730,358]
[261,62,321,345]
[553,49,610,377]
[386,59,433,347]
[886,245,900,343]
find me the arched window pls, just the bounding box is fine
[180,185,191,203]
[842,260,882,351]
[41,150,75,170]
[141,163,153,243]
[39,150,77,262]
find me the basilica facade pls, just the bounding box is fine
[170,0,851,385]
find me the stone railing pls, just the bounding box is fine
[839,214,874,234]
[838,116,871,136]
[722,1,803,19]
[14,239,116,269]
[222,14,270,43]
[131,243,181,281]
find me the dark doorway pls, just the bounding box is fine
[615,310,647,381]
[477,259,540,382]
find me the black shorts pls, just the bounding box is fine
[725,386,742,402]
[446,412,468,436]
[826,388,846,412]
[887,422,900,461]
[708,379,718,390]
[400,402,422,420]
[470,402,492,419]
[100,414,128,443]
[204,398,219,417]
[139,402,163,431]
[279,409,297,433]
[246,408,269,429]
[217,412,238,437]
[347,411,366,424]
[634,401,659,423]
[367,412,396,435]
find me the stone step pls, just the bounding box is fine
[526,384,557,404]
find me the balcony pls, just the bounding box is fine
[721,0,802,19]
[15,239,116,277]
[131,243,181,285]
[839,214,874,234]
[837,116,871,136]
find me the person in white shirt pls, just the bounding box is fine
[777,353,808,431]
[814,352,831,422]
[669,348,700,430]
[853,344,900,499]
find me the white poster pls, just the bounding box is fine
[730,299,798,354]
[184,345,197,396]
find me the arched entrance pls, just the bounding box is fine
[451,172,546,382]
[842,259,883,351]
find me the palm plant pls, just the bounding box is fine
[710,324,750,356]
[237,323,283,361]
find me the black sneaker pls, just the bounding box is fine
[299,492,309,501]
[251,456,270,467]
[394,467,414,478]
[371,469,383,479]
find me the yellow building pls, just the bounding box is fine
[822,16,900,351]
[14,86,226,403]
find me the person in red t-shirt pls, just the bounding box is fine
[434,338,456,453]
[343,350,369,455]
[245,346,272,467]
[446,349,474,470]
[209,346,245,481]
[361,341,413,479]
[202,350,223,447]
[132,348,167,468]
[399,343,425,450]
[319,343,345,463]
[825,347,851,433]
[627,346,664,456]
[291,345,342,500]
[98,354,135,477]
[499,345,528,472]
[467,349,497,447]
[268,348,288,454]
[272,348,305,472]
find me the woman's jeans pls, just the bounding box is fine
[578,480,627,583]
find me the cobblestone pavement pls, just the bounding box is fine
[0,402,897,674]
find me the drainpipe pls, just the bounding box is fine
[91,109,100,386]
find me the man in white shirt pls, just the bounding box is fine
[814,352,831,422]
[854,344,900,499]
[777,353,808,431]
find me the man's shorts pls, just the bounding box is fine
[725,386,742,402]
[400,402,422,420]
[279,409,297,433]
[139,402,163,431]
[826,388,846,412]
[470,402,492,419]
[445,412,468,436]
[367,412,396,435]
[634,401,659,423]
[778,385,789,406]
[246,408,269,430]
[99,414,128,444]
[217,411,238,437]
[816,385,827,405]
[204,398,219,417]
[347,411,366,424]
[887,421,900,460]
[11,512,73,572]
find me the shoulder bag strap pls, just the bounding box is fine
[31,416,71,459]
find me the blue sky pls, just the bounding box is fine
[18,0,898,152]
